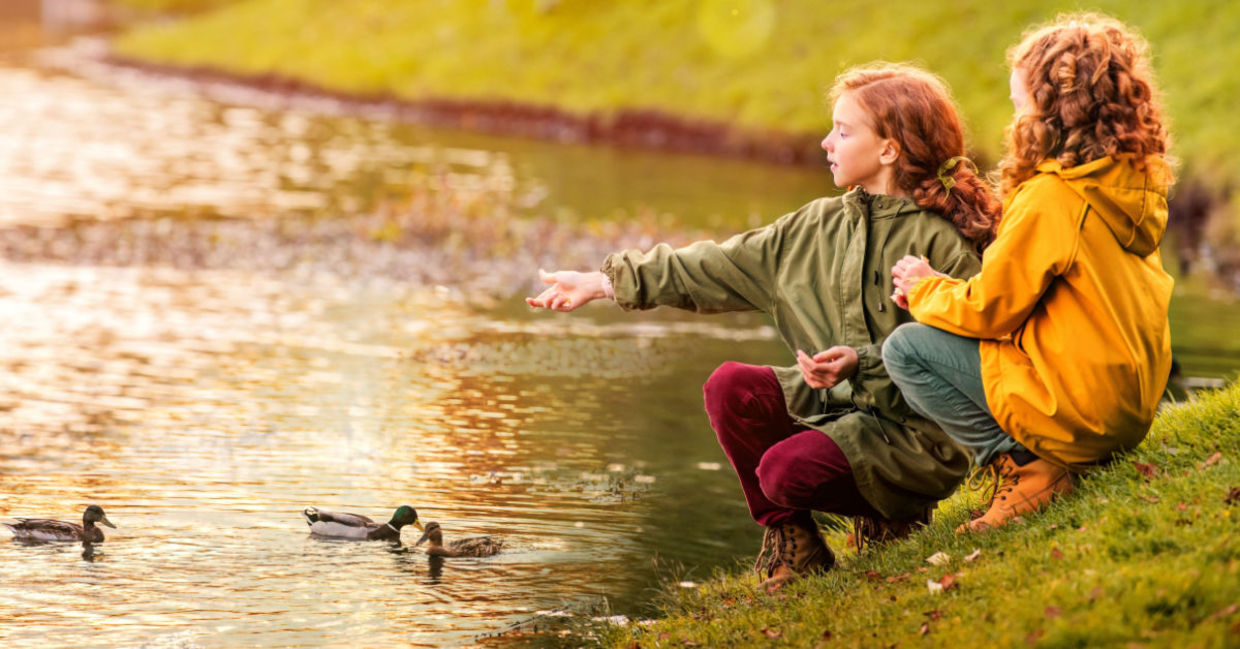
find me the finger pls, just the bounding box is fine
[538,269,557,285]
[812,348,841,363]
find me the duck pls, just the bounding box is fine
[302,505,423,541]
[414,521,504,557]
[3,504,116,543]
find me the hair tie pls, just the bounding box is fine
[937,156,977,194]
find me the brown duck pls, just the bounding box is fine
[414,521,503,557]
[3,504,116,543]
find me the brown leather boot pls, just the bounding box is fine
[847,505,934,553]
[754,518,835,592]
[958,453,1074,533]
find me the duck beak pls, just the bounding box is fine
[414,527,431,546]
[100,515,117,529]
[413,520,425,532]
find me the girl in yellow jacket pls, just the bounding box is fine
[883,13,1174,533]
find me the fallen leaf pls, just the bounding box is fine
[1133,460,1160,481]
[1140,495,1161,503]
[964,548,982,562]
[1201,452,1223,469]
[658,632,670,641]
[926,551,952,566]
[1209,603,1238,621]
[1026,629,1045,645]
[1227,487,1240,505]
[762,628,782,639]
[927,579,944,595]
[1045,605,1062,618]
[887,572,911,583]
[683,642,698,647]
[1050,547,1064,560]
[939,573,959,591]
[919,623,931,636]
[1089,586,1104,603]
[864,570,882,581]
[917,567,929,573]
[1178,502,1190,511]
[924,609,943,621]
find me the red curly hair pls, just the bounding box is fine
[1000,13,1173,196]
[831,63,1000,250]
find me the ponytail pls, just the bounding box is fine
[831,63,1000,250]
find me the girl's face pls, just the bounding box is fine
[1010,66,1032,114]
[821,92,900,195]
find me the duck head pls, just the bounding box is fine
[388,505,423,532]
[414,521,443,547]
[84,505,116,529]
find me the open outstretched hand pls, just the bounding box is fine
[525,269,607,312]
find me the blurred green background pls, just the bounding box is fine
[112,0,1240,255]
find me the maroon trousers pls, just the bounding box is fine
[704,361,881,528]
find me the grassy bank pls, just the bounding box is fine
[591,382,1240,648]
[113,1,1240,225]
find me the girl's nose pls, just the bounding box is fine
[821,135,832,152]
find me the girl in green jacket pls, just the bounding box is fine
[528,63,999,591]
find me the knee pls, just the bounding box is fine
[882,323,925,375]
[756,445,821,509]
[702,361,763,417]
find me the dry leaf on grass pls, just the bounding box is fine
[964,548,982,562]
[926,551,951,566]
[762,628,782,639]
[1133,460,1160,481]
[1200,452,1223,469]
[1226,487,1240,505]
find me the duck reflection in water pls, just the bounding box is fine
[414,521,504,558]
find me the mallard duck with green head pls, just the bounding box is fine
[302,505,423,541]
[414,521,504,557]
[3,504,117,543]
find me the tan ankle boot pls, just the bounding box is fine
[958,454,1074,533]
[754,519,835,592]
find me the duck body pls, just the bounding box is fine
[415,521,504,558]
[3,505,116,543]
[303,505,422,541]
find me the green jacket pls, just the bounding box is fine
[602,188,982,518]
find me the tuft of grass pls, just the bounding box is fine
[603,382,1240,648]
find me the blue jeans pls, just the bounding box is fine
[882,323,1025,467]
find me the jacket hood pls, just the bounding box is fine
[1035,156,1173,256]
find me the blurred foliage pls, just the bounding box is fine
[113,0,1240,240]
[113,0,237,13]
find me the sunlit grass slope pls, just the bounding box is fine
[596,381,1240,648]
[114,1,1239,187]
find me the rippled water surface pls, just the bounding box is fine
[2,6,1240,648]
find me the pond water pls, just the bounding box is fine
[2,8,1239,649]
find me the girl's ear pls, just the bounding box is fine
[879,139,901,165]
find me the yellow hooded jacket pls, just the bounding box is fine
[907,156,1174,469]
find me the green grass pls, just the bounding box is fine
[593,382,1240,648]
[112,1,1240,189]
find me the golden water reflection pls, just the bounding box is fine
[0,259,775,647]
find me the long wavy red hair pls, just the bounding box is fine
[1000,13,1173,196]
[831,63,1000,250]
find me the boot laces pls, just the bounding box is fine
[753,525,786,577]
[965,461,1002,507]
